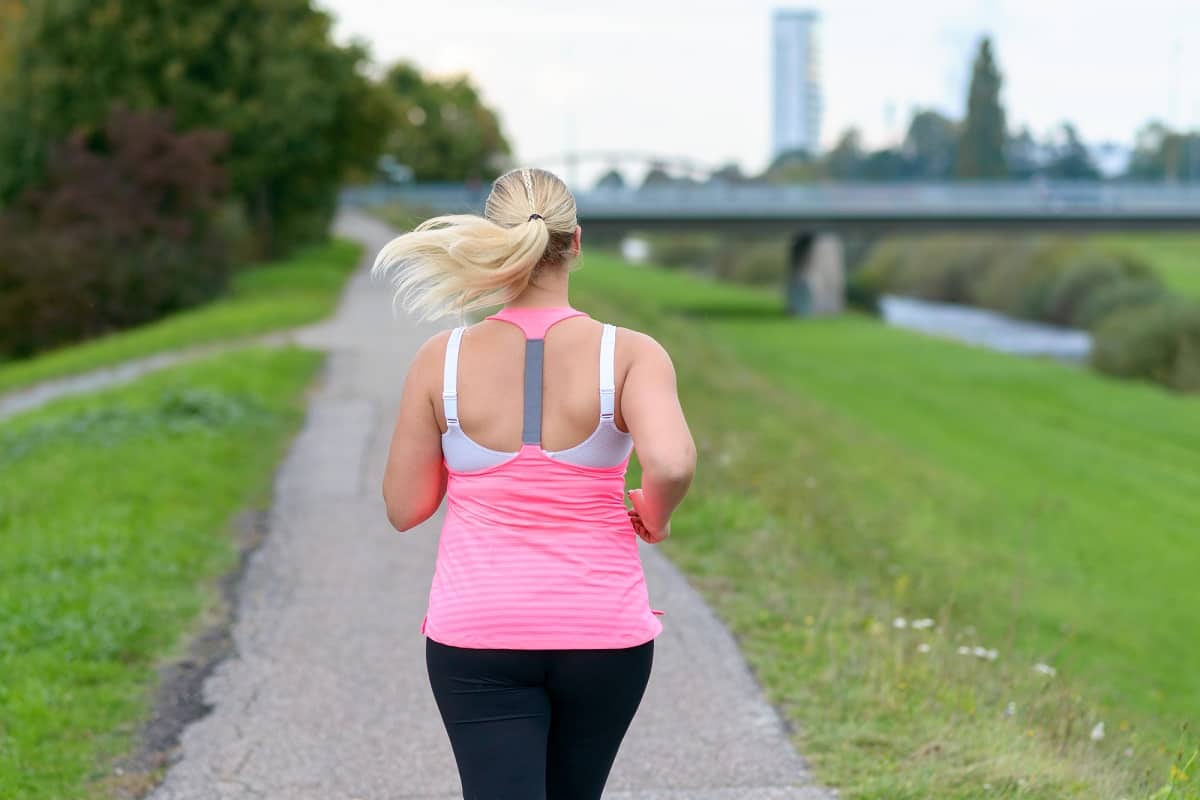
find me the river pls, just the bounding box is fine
[878,295,1093,362]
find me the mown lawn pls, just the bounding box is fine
[0,239,360,394]
[0,347,322,799]
[1096,233,1200,299]
[573,251,1200,799]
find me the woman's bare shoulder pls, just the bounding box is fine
[615,326,672,358]
[404,328,455,383]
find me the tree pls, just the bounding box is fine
[1126,121,1200,182]
[0,107,230,356]
[859,148,911,181]
[955,37,1008,179]
[709,162,749,185]
[1005,126,1042,179]
[0,0,388,254]
[594,168,625,190]
[1042,123,1100,179]
[903,109,957,179]
[640,164,674,189]
[379,62,510,183]
[823,129,866,180]
[762,148,820,184]
[0,0,21,79]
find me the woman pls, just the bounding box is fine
[372,167,696,799]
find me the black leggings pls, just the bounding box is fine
[425,636,654,799]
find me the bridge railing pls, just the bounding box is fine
[342,181,1200,221]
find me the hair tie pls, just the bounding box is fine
[528,213,543,221]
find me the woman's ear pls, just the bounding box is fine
[572,225,582,257]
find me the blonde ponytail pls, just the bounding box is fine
[372,168,578,320]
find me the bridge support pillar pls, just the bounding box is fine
[787,232,845,316]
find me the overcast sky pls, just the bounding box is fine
[321,0,1199,180]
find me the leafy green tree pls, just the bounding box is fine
[903,109,957,179]
[594,169,625,190]
[1042,123,1100,179]
[709,162,749,184]
[641,164,674,189]
[859,148,910,181]
[0,0,387,254]
[823,129,866,180]
[1005,126,1041,179]
[380,62,510,182]
[762,148,820,184]
[1126,121,1200,182]
[955,37,1008,179]
[0,0,21,78]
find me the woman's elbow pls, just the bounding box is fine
[644,443,697,486]
[382,488,425,533]
[386,508,420,533]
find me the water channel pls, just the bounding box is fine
[878,295,1093,362]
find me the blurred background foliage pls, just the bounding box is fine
[0,0,511,359]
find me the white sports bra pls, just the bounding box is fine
[441,319,634,473]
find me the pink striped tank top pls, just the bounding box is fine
[420,305,665,649]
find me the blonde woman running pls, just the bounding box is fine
[372,167,696,800]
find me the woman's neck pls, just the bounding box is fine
[506,266,570,309]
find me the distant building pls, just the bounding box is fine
[771,9,822,159]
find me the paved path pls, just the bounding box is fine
[149,210,831,800]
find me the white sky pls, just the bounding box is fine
[321,0,1199,182]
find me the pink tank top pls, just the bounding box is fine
[420,305,665,649]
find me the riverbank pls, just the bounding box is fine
[574,250,1200,799]
[855,233,1200,392]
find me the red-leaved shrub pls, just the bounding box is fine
[0,106,230,357]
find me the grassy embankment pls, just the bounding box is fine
[0,238,361,394]
[573,251,1200,799]
[0,347,323,799]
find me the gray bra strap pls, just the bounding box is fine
[521,339,545,445]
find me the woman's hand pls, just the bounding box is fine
[627,489,670,544]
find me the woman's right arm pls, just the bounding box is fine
[621,331,697,539]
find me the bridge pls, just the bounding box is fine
[343,182,1200,315]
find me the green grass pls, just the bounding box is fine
[573,251,1200,799]
[0,238,361,394]
[1096,233,1200,298]
[0,347,322,799]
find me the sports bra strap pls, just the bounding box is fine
[443,320,617,441]
[600,324,616,420]
[443,326,466,424]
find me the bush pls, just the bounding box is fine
[1034,251,1153,328]
[1091,299,1200,392]
[966,236,1069,318]
[644,233,719,270]
[857,234,1012,305]
[1074,280,1168,329]
[845,270,882,314]
[0,107,230,358]
[859,235,1165,329]
[713,238,788,286]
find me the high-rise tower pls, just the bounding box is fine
[772,9,822,158]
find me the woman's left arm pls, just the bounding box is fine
[381,332,450,532]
